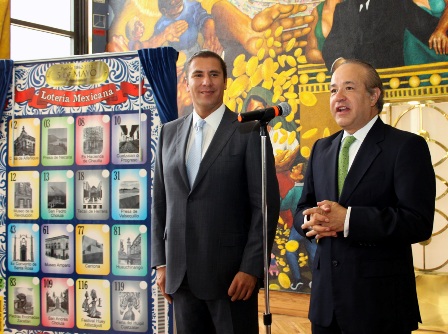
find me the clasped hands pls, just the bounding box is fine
[301,200,347,240]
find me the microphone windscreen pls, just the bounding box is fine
[278,102,292,117]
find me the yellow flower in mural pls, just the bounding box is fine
[227,75,249,99]
[232,59,247,78]
[287,131,297,145]
[246,56,259,77]
[302,128,318,139]
[278,272,291,289]
[285,239,299,252]
[299,91,317,107]
[301,146,311,159]
[299,253,308,267]
[286,38,296,53]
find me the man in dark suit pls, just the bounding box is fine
[322,0,440,69]
[294,59,435,334]
[151,50,280,334]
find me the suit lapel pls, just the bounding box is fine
[327,132,343,201]
[176,113,193,189]
[192,108,238,189]
[340,119,384,202]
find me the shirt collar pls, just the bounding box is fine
[191,104,225,131]
[342,115,378,143]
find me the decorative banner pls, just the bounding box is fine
[1,52,170,334]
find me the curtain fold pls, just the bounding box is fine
[138,47,179,124]
[0,59,13,118]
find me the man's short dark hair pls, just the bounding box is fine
[185,50,227,80]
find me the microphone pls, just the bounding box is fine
[238,102,292,123]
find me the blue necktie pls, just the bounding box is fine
[186,119,206,187]
[338,136,356,195]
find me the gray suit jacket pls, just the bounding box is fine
[151,107,280,300]
[294,118,435,332]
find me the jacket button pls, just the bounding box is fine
[332,260,339,267]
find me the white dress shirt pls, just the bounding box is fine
[186,104,225,160]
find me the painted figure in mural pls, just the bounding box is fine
[305,0,342,64]
[210,2,314,56]
[107,1,315,60]
[106,1,317,121]
[153,0,223,57]
[242,88,300,220]
[106,15,186,52]
[151,50,280,333]
[107,0,223,58]
[281,162,317,291]
[404,0,448,64]
[125,17,146,50]
[322,0,441,69]
[123,15,186,51]
[242,87,315,292]
[269,252,280,277]
[242,87,300,162]
[294,59,435,333]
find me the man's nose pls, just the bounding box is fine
[201,75,212,85]
[334,90,346,100]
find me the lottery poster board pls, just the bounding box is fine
[0,52,172,334]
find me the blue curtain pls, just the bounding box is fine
[0,59,14,119]
[138,47,179,124]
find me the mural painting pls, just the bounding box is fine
[104,0,448,294]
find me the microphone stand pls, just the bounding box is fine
[259,120,272,334]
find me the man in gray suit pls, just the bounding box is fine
[151,50,280,334]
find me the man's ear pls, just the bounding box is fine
[185,76,190,92]
[370,87,380,106]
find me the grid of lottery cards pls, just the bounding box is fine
[6,112,151,332]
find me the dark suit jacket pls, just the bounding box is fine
[151,107,280,300]
[294,118,435,333]
[322,0,439,69]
